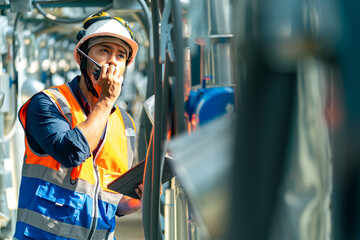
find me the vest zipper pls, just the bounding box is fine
[86,160,101,240]
[87,126,107,240]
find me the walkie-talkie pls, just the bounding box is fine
[77,48,101,80]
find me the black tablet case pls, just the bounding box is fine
[107,156,174,199]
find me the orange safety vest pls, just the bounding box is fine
[14,83,136,240]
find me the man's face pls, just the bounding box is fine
[86,42,127,94]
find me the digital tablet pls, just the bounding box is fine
[107,156,175,199]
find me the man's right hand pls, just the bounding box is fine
[95,63,123,104]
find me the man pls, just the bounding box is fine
[14,12,142,240]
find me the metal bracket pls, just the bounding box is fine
[10,0,32,12]
[160,0,175,63]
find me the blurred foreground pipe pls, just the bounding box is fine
[164,188,175,240]
[173,179,189,240]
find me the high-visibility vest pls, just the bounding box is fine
[14,83,136,240]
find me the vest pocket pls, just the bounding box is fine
[17,182,87,239]
[34,182,85,224]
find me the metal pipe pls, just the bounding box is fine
[142,128,154,240]
[33,2,113,24]
[149,0,163,239]
[137,0,154,60]
[136,0,155,162]
[0,115,10,229]
[168,2,188,240]
[171,0,185,134]
[164,188,175,240]
[173,179,189,240]
[138,58,154,161]
[228,0,299,239]
[161,58,171,143]
[206,0,232,86]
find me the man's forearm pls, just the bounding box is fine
[77,99,114,152]
[116,195,142,216]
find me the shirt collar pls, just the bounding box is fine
[68,76,116,116]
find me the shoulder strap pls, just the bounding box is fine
[43,87,73,126]
[119,107,136,150]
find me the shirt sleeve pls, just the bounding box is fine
[25,92,91,168]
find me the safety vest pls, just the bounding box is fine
[14,83,136,240]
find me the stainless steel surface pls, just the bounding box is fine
[173,179,189,240]
[168,114,235,238]
[206,0,232,86]
[269,58,332,240]
[164,188,175,240]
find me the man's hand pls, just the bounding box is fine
[116,182,165,216]
[134,183,163,200]
[95,63,123,104]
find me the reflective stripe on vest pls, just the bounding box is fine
[43,86,74,126]
[16,208,114,240]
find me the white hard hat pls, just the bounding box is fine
[74,12,138,65]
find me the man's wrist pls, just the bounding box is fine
[96,98,114,111]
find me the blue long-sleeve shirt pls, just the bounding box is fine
[24,76,95,167]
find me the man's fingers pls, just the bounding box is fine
[135,187,142,200]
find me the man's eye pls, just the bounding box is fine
[118,54,126,59]
[101,49,109,53]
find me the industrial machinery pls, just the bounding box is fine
[0,0,359,240]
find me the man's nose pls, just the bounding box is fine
[107,54,118,66]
